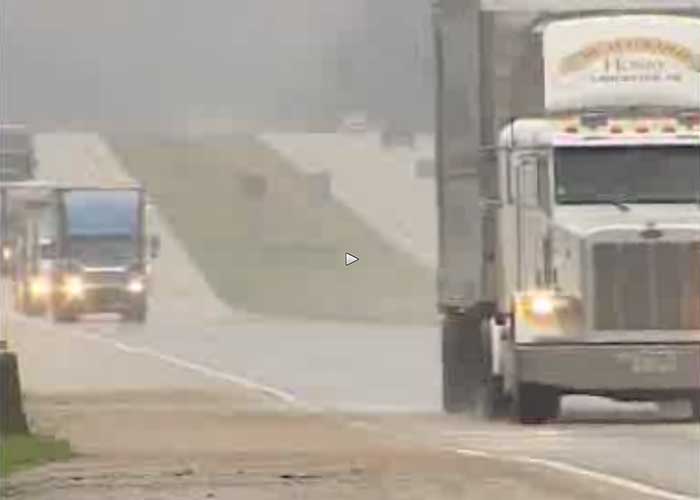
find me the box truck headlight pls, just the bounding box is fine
[127,278,145,294]
[64,275,84,298]
[30,276,51,298]
[2,246,13,262]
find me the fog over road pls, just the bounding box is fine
[5,133,699,499]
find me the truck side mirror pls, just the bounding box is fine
[150,235,161,259]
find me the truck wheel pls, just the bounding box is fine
[476,319,510,420]
[442,314,474,413]
[123,303,147,323]
[442,312,491,415]
[512,383,560,425]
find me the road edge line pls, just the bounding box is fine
[455,449,696,500]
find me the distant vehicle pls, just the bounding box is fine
[0,124,36,182]
[380,128,416,148]
[12,184,58,316]
[50,187,161,323]
[338,112,369,133]
[0,181,38,277]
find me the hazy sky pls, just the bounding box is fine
[0,0,432,132]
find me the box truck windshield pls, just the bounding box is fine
[65,191,140,267]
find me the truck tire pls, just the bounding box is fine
[512,383,560,424]
[123,302,147,323]
[477,319,510,419]
[441,312,490,415]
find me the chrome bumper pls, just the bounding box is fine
[517,343,700,392]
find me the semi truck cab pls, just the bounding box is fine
[489,112,700,422]
[434,9,700,423]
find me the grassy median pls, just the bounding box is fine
[113,135,436,324]
[1,434,71,477]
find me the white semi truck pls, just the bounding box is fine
[433,3,700,423]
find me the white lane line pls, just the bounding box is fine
[506,454,698,500]
[62,328,696,500]
[63,329,311,409]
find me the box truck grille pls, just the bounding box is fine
[84,271,128,286]
[593,242,700,330]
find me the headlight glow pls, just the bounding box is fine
[30,277,51,297]
[64,275,84,298]
[530,295,556,316]
[2,246,13,261]
[127,279,145,294]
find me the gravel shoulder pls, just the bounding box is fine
[7,387,662,500]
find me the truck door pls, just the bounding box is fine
[514,152,549,291]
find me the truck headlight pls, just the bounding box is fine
[63,275,84,298]
[516,291,583,334]
[30,277,51,298]
[518,291,569,317]
[2,246,13,262]
[127,278,145,294]
[530,295,557,317]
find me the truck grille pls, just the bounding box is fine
[593,242,700,330]
[84,271,128,286]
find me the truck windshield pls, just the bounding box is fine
[65,190,139,237]
[554,145,700,205]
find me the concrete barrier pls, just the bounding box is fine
[0,350,29,435]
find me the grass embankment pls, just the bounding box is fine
[113,135,436,324]
[1,434,71,477]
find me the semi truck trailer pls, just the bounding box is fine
[433,2,700,423]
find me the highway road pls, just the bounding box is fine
[4,133,699,499]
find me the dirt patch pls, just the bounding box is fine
[111,135,436,324]
[5,391,662,500]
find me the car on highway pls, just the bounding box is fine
[380,127,416,148]
[338,111,370,133]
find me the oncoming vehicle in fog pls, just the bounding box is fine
[50,187,160,323]
[0,124,36,183]
[0,125,36,276]
[11,183,58,316]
